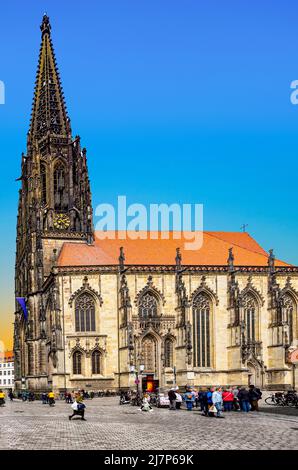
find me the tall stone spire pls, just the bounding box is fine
[14,15,94,392]
[29,14,71,142]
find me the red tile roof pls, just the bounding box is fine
[57,231,291,267]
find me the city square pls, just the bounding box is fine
[0,397,297,450]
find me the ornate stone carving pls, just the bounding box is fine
[68,276,103,307]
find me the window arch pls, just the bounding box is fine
[164,338,174,368]
[73,351,82,375]
[243,293,258,343]
[40,163,47,205]
[75,293,96,332]
[54,161,66,210]
[193,292,211,367]
[138,292,158,319]
[282,294,295,344]
[92,350,101,374]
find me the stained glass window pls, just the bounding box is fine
[193,293,211,367]
[92,350,101,374]
[138,292,158,319]
[73,351,82,375]
[75,294,96,332]
[54,162,65,210]
[243,293,257,342]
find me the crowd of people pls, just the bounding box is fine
[166,385,262,417]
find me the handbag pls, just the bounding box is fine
[71,402,78,411]
[209,404,217,413]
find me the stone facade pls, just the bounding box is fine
[15,260,298,392]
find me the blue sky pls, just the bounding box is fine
[1,0,298,346]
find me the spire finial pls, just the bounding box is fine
[175,247,182,272]
[40,13,51,36]
[119,247,125,273]
[268,249,275,274]
[227,247,234,272]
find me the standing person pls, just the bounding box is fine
[238,387,250,412]
[41,392,47,404]
[175,390,182,409]
[183,387,196,411]
[168,388,177,410]
[207,387,213,412]
[232,386,240,411]
[248,385,262,411]
[212,387,224,418]
[222,388,234,412]
[197,388,205,412]
[200,388,209,416]
[8,390,14,402]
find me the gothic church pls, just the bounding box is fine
[14,16,298,392]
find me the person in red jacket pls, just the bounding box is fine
[222,388,234,412]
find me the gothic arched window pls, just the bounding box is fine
[193,292,211,368]
[243,293,258,343]
[142,335,157,372]
[164,338,173,368]
[40,163,47,205]
[75,293,96,332]
[282,294,295,344]
[138,292,158,319]
[54,162,66,210]
[73,351,82,375]
[92,350,101,374]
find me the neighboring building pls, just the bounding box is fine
[14,16,298,393]
[0,351,15,390]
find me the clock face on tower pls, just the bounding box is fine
[53,213,70,230]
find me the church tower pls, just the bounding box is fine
[14,15,93,390]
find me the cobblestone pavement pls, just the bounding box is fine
[0,397,297,450]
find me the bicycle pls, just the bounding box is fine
[265,392,287,406]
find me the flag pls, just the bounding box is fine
[16,297,28,321]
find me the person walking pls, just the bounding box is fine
[248,385,262,411]
[48,391,55,406]
[8,390,14,402]
[222,388,234,412]
[69,396,86,420]
[41,392,47,404]
[238,387,250,412]
[212,387,224,418]
[0,390,5,407]
[168,388,177,410]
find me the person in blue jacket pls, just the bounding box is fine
[183,387,196,410]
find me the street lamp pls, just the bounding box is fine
[130,364,144,395]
